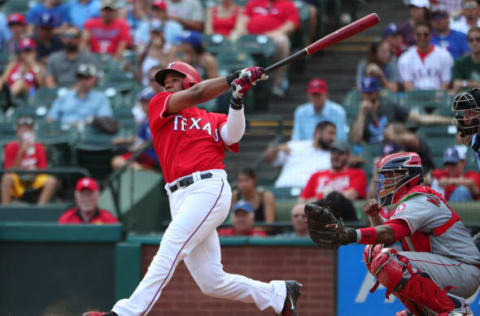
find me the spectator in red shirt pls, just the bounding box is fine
[82,0,132,60]
[58,177,119,224]
[433,146,480,202]
[300,140,367,202]
[1,116,57,205]
[218,200,267,237]
[241,0,300,96]
[205,0,242,38]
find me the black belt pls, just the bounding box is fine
[169,172,213,193]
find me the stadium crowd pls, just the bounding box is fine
[0,0,479,238]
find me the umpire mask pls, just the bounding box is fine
[452,89,480,136]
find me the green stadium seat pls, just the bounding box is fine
[28,87,59,109]
[403,89,449,114]
[36,121,76,166]
[201,34,233,55]
[3,0,31,15]
[0,121,16,145]
[235,35,276,67]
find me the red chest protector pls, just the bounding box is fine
[396,185,461,252]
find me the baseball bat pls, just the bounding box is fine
[265,13,380,73]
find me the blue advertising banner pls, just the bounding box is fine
[337,244,480,316]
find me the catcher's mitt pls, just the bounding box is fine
[304,202,357,249]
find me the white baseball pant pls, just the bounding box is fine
[112,169,286,316]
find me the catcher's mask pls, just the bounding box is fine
[452,88,480,136]
[375,152,423,207]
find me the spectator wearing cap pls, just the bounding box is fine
[134,0,183,51]
[430,4,470,60]
[433,146,480,202]
[300,140,366,202]
[111,88,160,171]
[64,0,101,30]
[264,121,335,188]
[82,0,132,60]
[47,63,112,125]
[205,0,242,38]
[0,38,45,97]
[138,22,175,86]
[291,78,347,141]
[452,27,480,93]
[240,0,300,96]
[398,22,454,91]
[275,203,309,238]
[166,0,204,32]
[355,39,399,93]
[175,31,218,79]
[350,77,451,145]
[450,0,480,35]
[231,168,275,223]
[32,13,64,63]
[58,177,118,224]
[6,13,27,55]
[45,26,96,88]
[382,23,406,58]
[26,0,69,35]
[217,200,267,237]
[398,0,430,47]
[1,116,57,205]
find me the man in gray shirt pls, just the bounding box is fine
[45,26,96,88]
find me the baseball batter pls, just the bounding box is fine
[84,61,301,316]
[452,88,480,170]
[306,152,480,316]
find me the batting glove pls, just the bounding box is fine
[239,66,268,85]
[231,76,252,100]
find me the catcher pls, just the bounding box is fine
[305,152,480,316]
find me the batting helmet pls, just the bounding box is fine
[375,152,423,207]
[452,88,480,136]
[154,61,202,89]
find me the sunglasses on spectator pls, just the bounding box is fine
[468,37,480,43]
[415,32,430,37]
[17,117,34,126]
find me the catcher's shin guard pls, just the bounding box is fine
[370,249,455,314]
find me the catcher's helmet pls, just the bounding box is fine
[155,61,202,89]
[375,152,423,207]
[452,88,480,136]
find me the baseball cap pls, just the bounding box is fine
[101,0,120,10]
[152,0,167,10]
[35,13,56,28]
[330,140,350,153]
[76,177,99,192]
[360,77,380,93]
[409,0,429,8]
[232,200,254,213]
[18,38,36,52]
[307,78,327,94]
[177,31,202,47]
[7,13,26,26]
[443,146,460,164]
[77,63,98,77]
[382,23,400,38]
[431,4,448,18]
[139,87,155,101]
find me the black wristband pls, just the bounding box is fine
[226,70,240,85]
[230,97,243,110]
[342,228,358,245]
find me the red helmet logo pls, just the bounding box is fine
[155,61,202,89]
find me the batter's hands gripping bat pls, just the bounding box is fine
[264,13,380,73]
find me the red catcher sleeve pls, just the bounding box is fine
[3,142,17,169]
[283,0,300,29]
[36,144,48,169]
[300,173,318,199]
[385,218,412,241]
[350,169,367,199]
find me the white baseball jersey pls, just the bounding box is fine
[389,193,480,265]
[398,45,454,90]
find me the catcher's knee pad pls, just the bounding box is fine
[363,244,384,273]
[370,249,454,314]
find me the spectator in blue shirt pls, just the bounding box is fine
[431,4,470,60]
[291,79,348,141]
[33,13,63,63]
[26,0,69,34]
[65,0,101,29]
[47,63,112,125]
[0,12,11,53]
[134,0,183,51]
